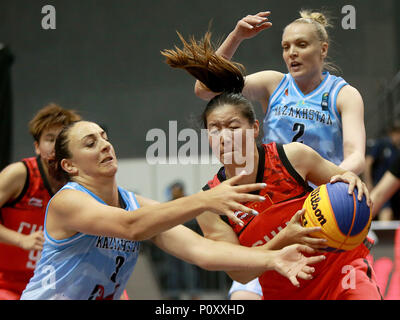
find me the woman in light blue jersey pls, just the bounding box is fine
[184,10,365,175]
[163,8,367,299]
[20,120,325,300]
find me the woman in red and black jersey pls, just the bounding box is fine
[0,104,81,299]
[199,91,382,299]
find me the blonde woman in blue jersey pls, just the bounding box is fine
[20,121,325,300]
[162,9,366,299]
[192,10,365,174]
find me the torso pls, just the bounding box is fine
[0,157,54,292]
[204,142,372,299]
[20,182,141,300]
[263,71,347,166]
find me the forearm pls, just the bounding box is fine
[194,32,243,98]
[0,224,23,248]
[196,240,276,272]
[153,225,275,273]
[370,172,400,217]
[215,31,243,60]
[363,158,375,190]
[339,151,365,175]
[129,193,208,240]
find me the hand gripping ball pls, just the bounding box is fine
[302,182,372,252]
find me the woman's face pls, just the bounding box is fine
[206,104,259,170]
[61,121,118,179]
[34,125,63,166]
[282,22,328,81]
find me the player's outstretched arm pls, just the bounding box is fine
[46,174,265,241]
[152,224,325,287]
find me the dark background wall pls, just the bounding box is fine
[0,0,398,161]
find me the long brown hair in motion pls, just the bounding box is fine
[161,31,246,94]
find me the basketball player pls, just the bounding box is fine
[20,121,324,300]
[0,104,81,300]
[201,94,381,299]
[162,8,367,299]
[162,37,381,298]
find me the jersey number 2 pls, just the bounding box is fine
[292,123,305,143]
[110,256,125,283]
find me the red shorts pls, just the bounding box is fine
[0,270,32,300]
[261,244,383,300]
[0,288,21,300]
[325,258,383,300]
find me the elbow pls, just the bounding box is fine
[228,272,256,284]
[126,222,155,241]
[357,157,366,175]
[194,82,208,100]
[194,81,215,101]
[194,82,202,97]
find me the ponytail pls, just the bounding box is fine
[161,31,246,93]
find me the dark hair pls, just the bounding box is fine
[202,92,256,128]
[162,31,257,128]
[49,121,81,183]
[29,103,81,142]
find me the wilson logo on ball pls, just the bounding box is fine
[301,182,371,252]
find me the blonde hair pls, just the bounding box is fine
[288,10,340,74]
[295,10,331,43]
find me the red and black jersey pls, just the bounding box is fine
[204,142,378,299]
[0,156,54,294]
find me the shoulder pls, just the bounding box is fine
[0,161,29,206]
[0,161,28,191]
[0,161,27,180]
[282,142,318,167]
[336,84,364,113]
[243,70,285,103]
[245,70,285,89]
[282,142,313,155]
[49,188,95,213]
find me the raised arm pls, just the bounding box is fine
[336,85,366,175]
[193,11,283,111]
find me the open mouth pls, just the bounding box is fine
[290,61,302,68]
[101,156,113,164]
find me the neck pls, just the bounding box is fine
[39,158,64,194]
[294,70,325,95]
[224,144,259,184]
[72,175,120,207]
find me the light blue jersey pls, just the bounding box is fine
[263,71,347,166]
[21,182,140,300]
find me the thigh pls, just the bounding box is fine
[335,258,383,300]
[0,288,21,300]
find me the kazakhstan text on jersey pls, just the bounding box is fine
[263,71,347,166]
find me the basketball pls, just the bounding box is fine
[301,182,372,252]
